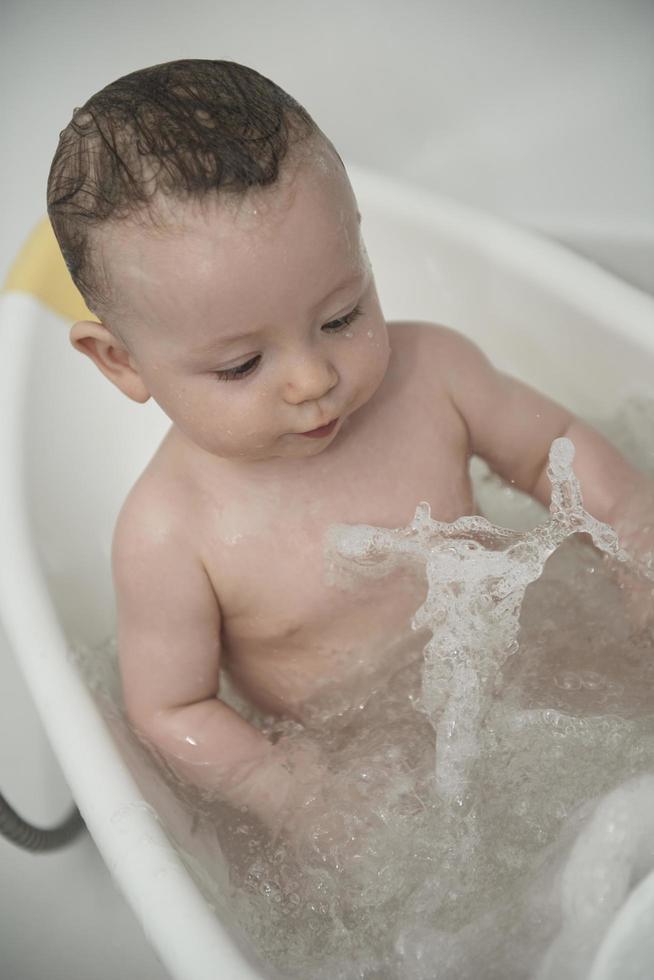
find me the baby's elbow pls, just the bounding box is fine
[126,698,211,767]
[124,699,168,754]
[120,681,182,752]
[126,705,195,779]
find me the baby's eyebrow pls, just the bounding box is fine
[188,272,366,356]
[189,328,260,356]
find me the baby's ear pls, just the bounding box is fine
[69,320,150,404]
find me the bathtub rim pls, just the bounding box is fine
[347,164,654,357]
[588,868,654,980]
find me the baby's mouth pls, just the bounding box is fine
[298,417,339,439]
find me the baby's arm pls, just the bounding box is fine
[111,499,316,826]
[431,325,653,563]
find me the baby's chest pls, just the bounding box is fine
[199,415,472,645]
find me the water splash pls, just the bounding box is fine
[327,438,629,804]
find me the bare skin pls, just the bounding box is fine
[70,138,654,827]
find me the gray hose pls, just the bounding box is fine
[0,790,85,852]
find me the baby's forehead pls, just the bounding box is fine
[107,140,348,251]
[174,139,342,229]
[95,141,358,332]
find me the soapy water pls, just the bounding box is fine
[70,398,654,980]
[326,436,630,806]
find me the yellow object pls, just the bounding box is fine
[1,217,98,322]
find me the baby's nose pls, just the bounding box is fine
[282,350,339,405]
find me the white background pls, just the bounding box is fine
[0,2,652,979]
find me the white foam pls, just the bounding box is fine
[328,437,628,804]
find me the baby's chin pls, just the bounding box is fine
[208,433,337,464]
[270,432,341,460]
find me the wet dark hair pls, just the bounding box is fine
[47,59,322,315]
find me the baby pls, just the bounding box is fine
[47,59,653,829]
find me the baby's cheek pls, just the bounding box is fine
[364,322,391,375]
[221,401,276,451]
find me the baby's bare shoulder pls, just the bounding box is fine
[387,319,468,350]
[110,464,223,728]
[111,465,218,615]
[111,454,199,572]
[386,320,476,382]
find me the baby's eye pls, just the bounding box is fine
[322,304,363,333]
[212,304,364,381]
[214,355,261,381]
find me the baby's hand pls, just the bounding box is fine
[206,735,329,834]
[219,734,371,849]
[272,739,387,868]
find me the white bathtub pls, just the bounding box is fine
[1,165,653,980]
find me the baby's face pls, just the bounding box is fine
[100,146,390,465]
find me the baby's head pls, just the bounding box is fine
[48,59,389,465]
